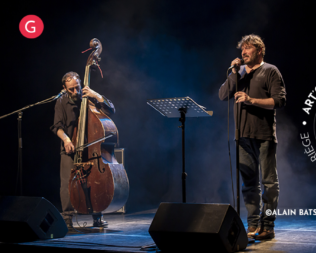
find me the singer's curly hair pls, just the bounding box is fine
[237,34,266,57]
[61,71,81,86]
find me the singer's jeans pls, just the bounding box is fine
[238,138,279,230]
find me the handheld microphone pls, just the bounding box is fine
[228,58,244,70]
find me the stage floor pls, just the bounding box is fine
[1,208,316,253]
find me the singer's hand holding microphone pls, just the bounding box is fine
[230,58,244,74]
[227,58,252,105]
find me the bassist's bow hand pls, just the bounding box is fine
[64,140,75,154]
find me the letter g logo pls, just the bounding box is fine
[25,21,36,33]
[19,15,44,39]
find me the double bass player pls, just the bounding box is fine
[50,71,115,229]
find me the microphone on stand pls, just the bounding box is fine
[54,89,66,100]
[228,58,244,70]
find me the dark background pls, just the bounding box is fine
[1,0,315,213]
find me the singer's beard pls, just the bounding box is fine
[243,52,259,66]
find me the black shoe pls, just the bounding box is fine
[93,217,108,227]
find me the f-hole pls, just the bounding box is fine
[93,152,105,173]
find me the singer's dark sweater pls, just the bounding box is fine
[218,63,286,143]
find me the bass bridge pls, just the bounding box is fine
[71,162,94,184]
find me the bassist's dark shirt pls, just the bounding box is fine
[50,93,115,152]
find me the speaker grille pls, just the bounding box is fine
[40,212,54,233]
[227,218,240,247]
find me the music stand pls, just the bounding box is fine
[147,96,213,203]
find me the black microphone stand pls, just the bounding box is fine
[227,65,241,216]
[0,91,65,195]
[235,70,241,216]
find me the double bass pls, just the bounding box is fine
[68,38,129,214]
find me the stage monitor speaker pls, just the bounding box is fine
[0,196,68,242]
[149,202,248,253]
